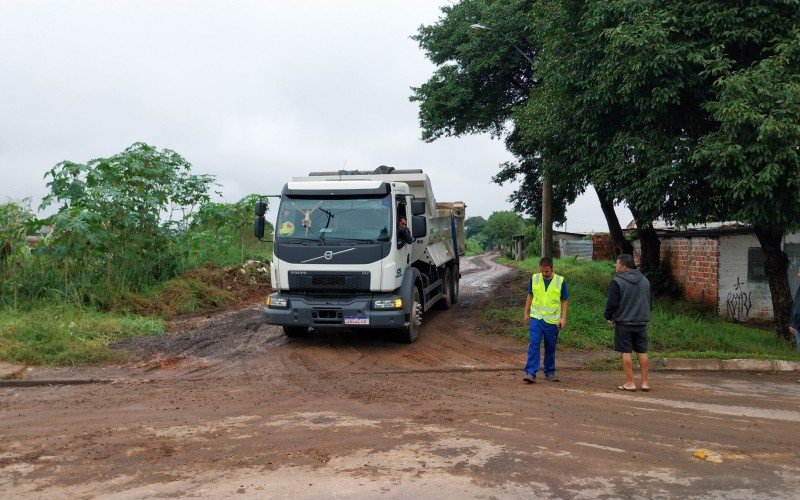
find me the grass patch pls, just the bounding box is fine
[0,306,164,366]
[486,256,800,361]
[0,262,270,366]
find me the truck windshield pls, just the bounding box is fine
[275,195,392,243]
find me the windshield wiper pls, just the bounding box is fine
[330,238,375,244]
[282,238,322,245]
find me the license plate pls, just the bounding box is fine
[344,315,369,325]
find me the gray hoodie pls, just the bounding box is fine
[604,269,652,326]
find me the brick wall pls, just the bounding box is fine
[633,236,719,308]
[662,237,719,307]
[631,231,800,322]
[592,233,615,261]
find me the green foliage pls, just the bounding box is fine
[416,1,800,336]
[484,211,523,250]
[411,0,535,141]
[522,221,541,259]
[696,28,800,233]
[34,142,217,306]
[183,194,273,267]
[465,235,486,255]
[464,216,487,239]
[0,306,163,365]
[484,258,798,360]
[644,263,685,300]
[0,200,36,308]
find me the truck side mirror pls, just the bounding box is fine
[411,200,426,216]
[411,215,426,239]
[254,216,265,239]
[254,201,267,217]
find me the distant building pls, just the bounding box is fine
[554,230,592,260]
[26,225,53,247]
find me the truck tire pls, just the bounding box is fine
[396,286,422,343]
[283,326,308,338]
[437,268,453,310]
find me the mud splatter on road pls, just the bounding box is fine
[3,254,800,498]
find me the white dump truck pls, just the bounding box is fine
[253,166,465,343]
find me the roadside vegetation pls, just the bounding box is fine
[1,143,273,366]
[465,212,542,258]
[414,1,800,339]
[481,257,800,362]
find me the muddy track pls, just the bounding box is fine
[4,253,800,498]
[108,252,522,380]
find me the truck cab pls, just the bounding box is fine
[255,167,463,343]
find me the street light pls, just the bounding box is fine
[469,22,553,259]
[469,24,533,64]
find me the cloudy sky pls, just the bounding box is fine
[1,0,630,231]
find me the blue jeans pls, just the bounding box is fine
[525,318,559,376]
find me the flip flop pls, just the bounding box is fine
[640,387,650,392]
[617,385,637,392]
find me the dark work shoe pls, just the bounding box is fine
[523,374,536,384]
[544,374,559,382]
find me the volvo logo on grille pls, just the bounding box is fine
[301,247,356,263]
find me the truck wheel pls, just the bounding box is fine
[437,268,453,310]
[283,326,308,338]
[397,286,422,343]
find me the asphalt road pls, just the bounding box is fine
[2,253,799,498]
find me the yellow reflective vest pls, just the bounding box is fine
[530,273,564,325]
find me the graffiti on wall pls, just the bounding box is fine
[726,276,752,321]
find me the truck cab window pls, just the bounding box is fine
[277,195,392,243]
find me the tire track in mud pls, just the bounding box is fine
[110,253,524,379]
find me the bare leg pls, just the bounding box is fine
[638,353,650,389]
[621,353,636,389]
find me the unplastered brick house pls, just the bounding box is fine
[629,222,800,323]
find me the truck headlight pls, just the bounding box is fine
[266,295,289,308]
[372,297,403,310]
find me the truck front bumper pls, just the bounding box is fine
[262,293,407,330]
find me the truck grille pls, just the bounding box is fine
[288,271,370,293]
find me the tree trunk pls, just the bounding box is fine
[754,226,792,341]
[629,206,660,272]
[594,185,633,257]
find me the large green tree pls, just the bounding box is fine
[40,142,216,302]
[415,0,800,338]
[695,29,800,338]
[412,0,628,255]
[484,210,524,250]
[464,215,487,239]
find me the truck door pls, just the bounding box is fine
[396,196,412,266]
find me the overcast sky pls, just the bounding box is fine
[1,0,630,231]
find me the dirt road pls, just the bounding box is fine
[2,254,800,498]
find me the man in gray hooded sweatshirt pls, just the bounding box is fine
[604,254,652,392]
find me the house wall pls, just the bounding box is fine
[659,237,719,308]
[718,234,770,321]
[717,233,800,322]
[634,231,800,322]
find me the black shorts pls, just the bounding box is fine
[614,324,648,353]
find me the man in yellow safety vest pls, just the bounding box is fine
[523,257,569,383]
